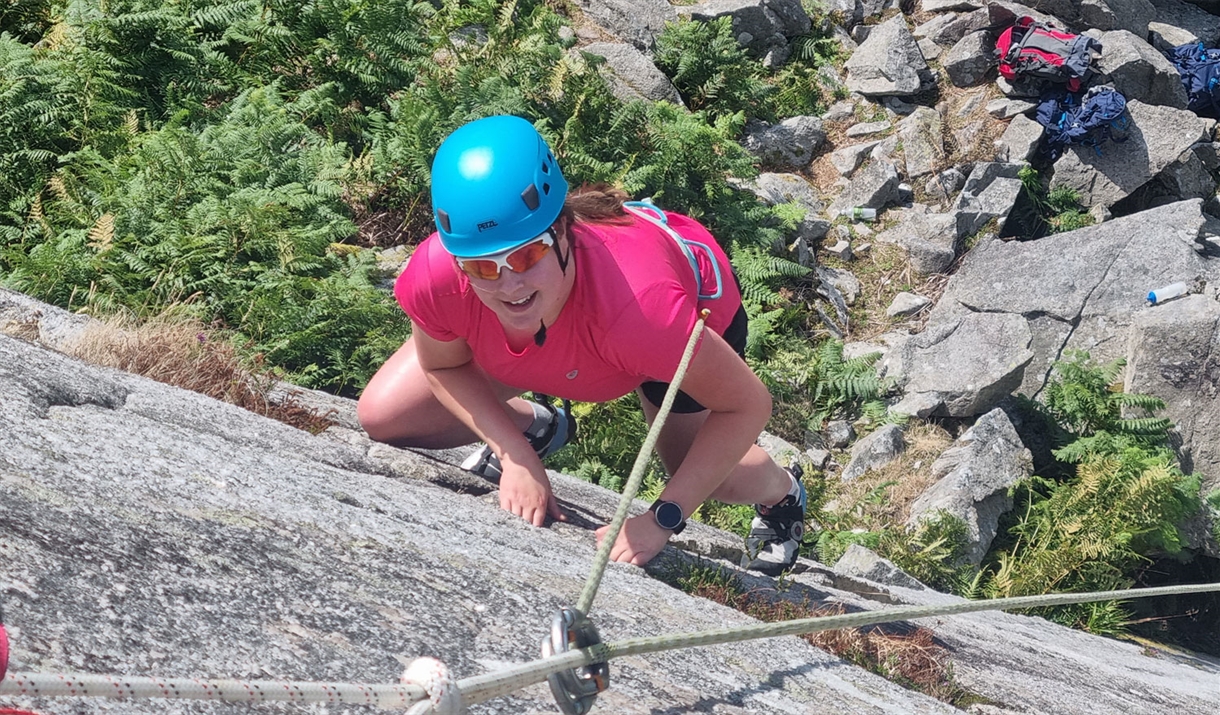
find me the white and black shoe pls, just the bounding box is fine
[742,466,808,576]
[461,398,576,481]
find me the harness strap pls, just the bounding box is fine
[623,201,724,300]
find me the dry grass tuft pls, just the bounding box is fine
[66,316,337,434]
[680,569,980,706]
[828,421,955,524]
[938,81,1007,167]
[1,318,41,342]
[820,239,951,343]
[832,241,915,341]
[774,602,971,704]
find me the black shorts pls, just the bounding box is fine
[638,304,749,414]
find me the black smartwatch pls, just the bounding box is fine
[649,499,687,534]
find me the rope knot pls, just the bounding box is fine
[401,657,461,714]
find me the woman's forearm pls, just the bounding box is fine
[424,364,537,465]
[656,391,773,516]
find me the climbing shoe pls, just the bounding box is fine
[461,398,576,481]
[742,465,807,576]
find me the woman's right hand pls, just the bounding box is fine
[498,457,567,527]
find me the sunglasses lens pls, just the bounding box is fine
[458,259,502,281]
[506,240,551,273]
[456,232,553,281]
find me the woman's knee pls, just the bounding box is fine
[356,389,405,443]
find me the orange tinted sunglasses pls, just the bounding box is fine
[455,231,555,281]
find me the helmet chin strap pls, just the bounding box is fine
[535,232,572,347]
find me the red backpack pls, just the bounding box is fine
[996,16,1101,92]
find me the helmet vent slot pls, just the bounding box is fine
[542,183,551,195]
[541,161,550,174]
[521,184,540,210]
[437,209,451,233]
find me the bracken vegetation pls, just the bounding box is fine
[0,0,841,396]
[976,353,1202,635]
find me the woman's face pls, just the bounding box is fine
[462,227,574,335]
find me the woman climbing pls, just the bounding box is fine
[357,115,806,574]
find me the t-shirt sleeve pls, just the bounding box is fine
[600,279,702,383]
[393,235,465,343]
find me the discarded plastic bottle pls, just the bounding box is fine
[840,207,877,222]
[1147,281,1188,304]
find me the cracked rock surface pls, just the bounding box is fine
[0,331,957,715]
[924,198,1213,398]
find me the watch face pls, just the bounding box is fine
[654,501,684,530]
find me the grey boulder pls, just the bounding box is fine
[953,162,1027,238]
[876,210,959,274]
[897,106,945,179]
[943,30,995,87]
[840,424,908,481]
[834,543,927,589]
[1125,294,1220,552]
[686,0,812,67]
[907,408,1034,565]
[1156,149,1219,202]
[581,42,685,106]
[1097,30,1189,109]
[1049,100,1213,209]
[879,311,1036,417]
[1149,0,1220,46]
[569,0,677,50]
[1081,0,1155,37]
[925,199,1215,399]
[831,140,881,177]
[828,159,901,216]
[887,291,933,317]
[741,116,827,169]
[845,16,929,96]
[995,114,1045,163]
[987,98,1037,119]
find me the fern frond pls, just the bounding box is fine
[87,212,114,252]
[1116,417,1173,435]
[1116,392,1166,412]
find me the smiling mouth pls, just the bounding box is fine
[503,293,536,309]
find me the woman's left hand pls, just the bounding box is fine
[596,513,673,566]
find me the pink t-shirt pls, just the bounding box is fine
[395,210,743,403]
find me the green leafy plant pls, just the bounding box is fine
[754,337,888,442]
[547,395,665,489]
[976,352,1202,634]
[653,17,774,120]
[1040,351,1174,458]
[810,339,886,424]
[1011,166,1094,238]
[885,512,975,594]
[3,85,409,392]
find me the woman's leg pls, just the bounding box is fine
[357,337,535,449]
[635,390,791,508]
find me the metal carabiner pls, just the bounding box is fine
[539,607,610,715]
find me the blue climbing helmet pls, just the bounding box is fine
[430,115,569,257]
